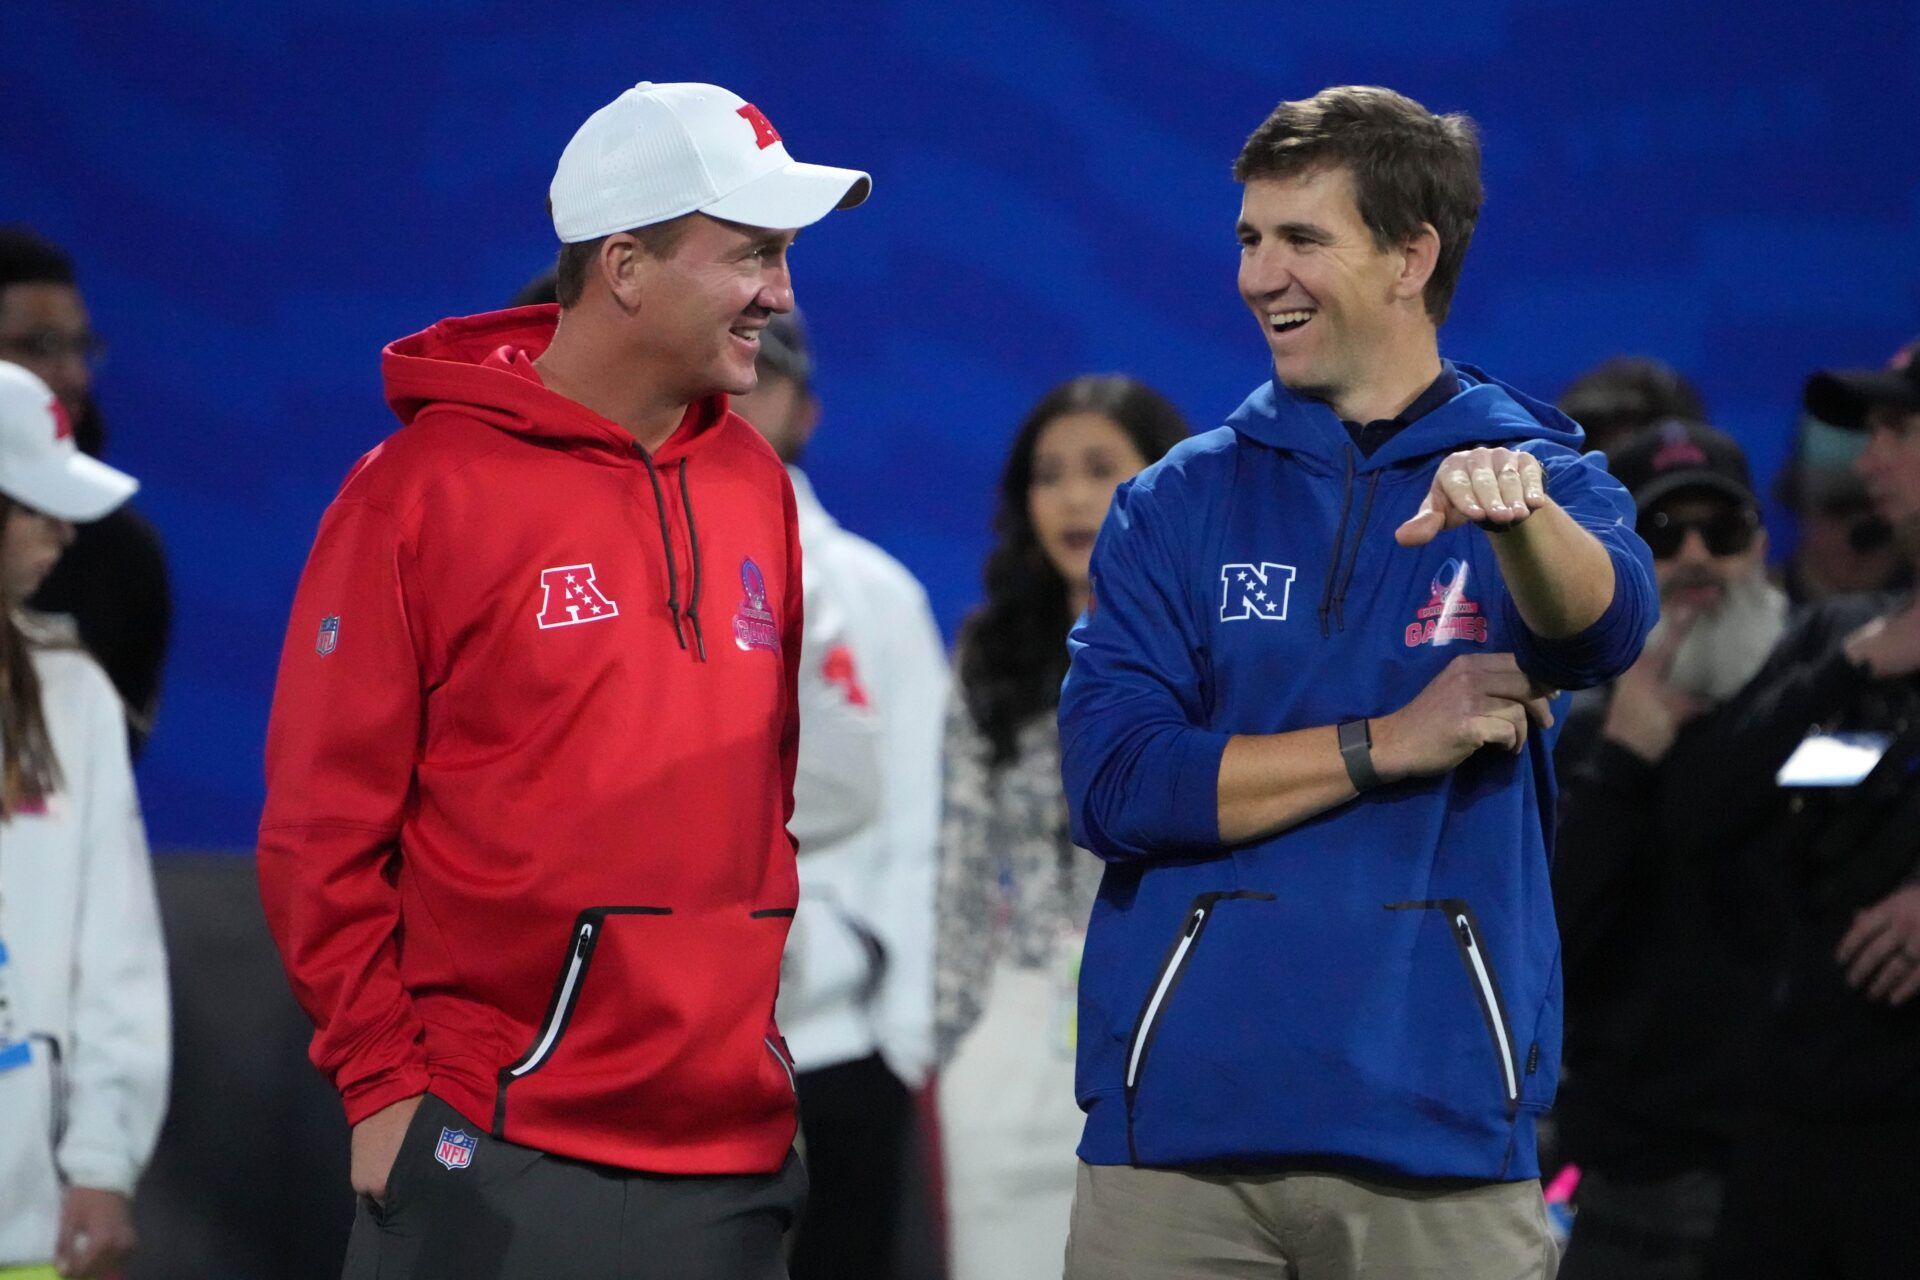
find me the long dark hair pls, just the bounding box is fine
[956,374,1190,767]
[0,495,62,815]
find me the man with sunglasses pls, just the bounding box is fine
[1549,418,1784,1280]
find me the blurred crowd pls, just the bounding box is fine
[2,207,1918,1280]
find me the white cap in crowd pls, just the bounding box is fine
[549,82,871,243]
[0,361,137,521]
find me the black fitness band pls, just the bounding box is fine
[1338,718,1383,793]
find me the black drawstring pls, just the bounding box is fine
[678,460,707,661]
[1318,448,1357,638]
[1332,471,1382,633]
[638,450,688,652]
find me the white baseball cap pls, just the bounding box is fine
[549,82,871,243]
[0,361,137,522]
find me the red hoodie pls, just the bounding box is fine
[258,306,804,1174]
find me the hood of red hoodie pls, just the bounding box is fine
[382,304,730,462]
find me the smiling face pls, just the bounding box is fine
[1026,411,1151,592]
[0,500,76,604]
[629,214,799,402]
[1237,167,1435,417]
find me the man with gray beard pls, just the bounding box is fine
[1550,420,1784,1280]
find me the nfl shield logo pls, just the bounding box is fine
[316,615,340,657]
[434,1126,476,1171]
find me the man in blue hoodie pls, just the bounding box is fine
[1059,86,1657,1278]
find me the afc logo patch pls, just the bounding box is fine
[537,564,620,630]
[1220,563,1297,622]
[434,1126,477,1171]
[1405,558,1489,647]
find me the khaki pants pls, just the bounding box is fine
[1065,1160,1558,1280]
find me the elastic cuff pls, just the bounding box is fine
[55,1148,138,1195]
[339,1062,432,1127]
[1511,545,1647,691]
[1166,727,1234,846]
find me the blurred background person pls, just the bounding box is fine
[1557,355,1709,459]
[0,362,168,1280]
[934,374,1187,1280]
[1551,420,1783,1280]
[0,228,171,755]
[1649,340,1920,1280]
[1773,423,1905,605]
[1777,341,1919,603]
[735,310,948,1280]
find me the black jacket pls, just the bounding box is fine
[1661,594,1920,1121]
[1552,687,1773,1176]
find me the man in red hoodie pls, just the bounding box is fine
[258,82,869,1277]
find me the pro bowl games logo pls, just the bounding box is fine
[1405,558,1489,647]
[733,558,780,652]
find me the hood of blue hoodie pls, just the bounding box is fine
[1223,362,1587,474]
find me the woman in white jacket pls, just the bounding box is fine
[0,361,167,1280]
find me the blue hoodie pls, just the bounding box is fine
[1060,364,1656,1181]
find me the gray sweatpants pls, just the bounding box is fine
[1065,1159,1558,1280]
[341,1093,808,1280]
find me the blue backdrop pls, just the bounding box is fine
[3,2,1917,848]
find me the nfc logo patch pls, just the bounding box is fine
[1220,563,1297,622]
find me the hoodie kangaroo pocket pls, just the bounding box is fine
[1121,893,1534,1175]
[493,904,795,1170]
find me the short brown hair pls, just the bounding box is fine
[548,208,693,308]
[1234,86,1482,325]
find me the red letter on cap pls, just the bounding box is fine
[737,104,783,150]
